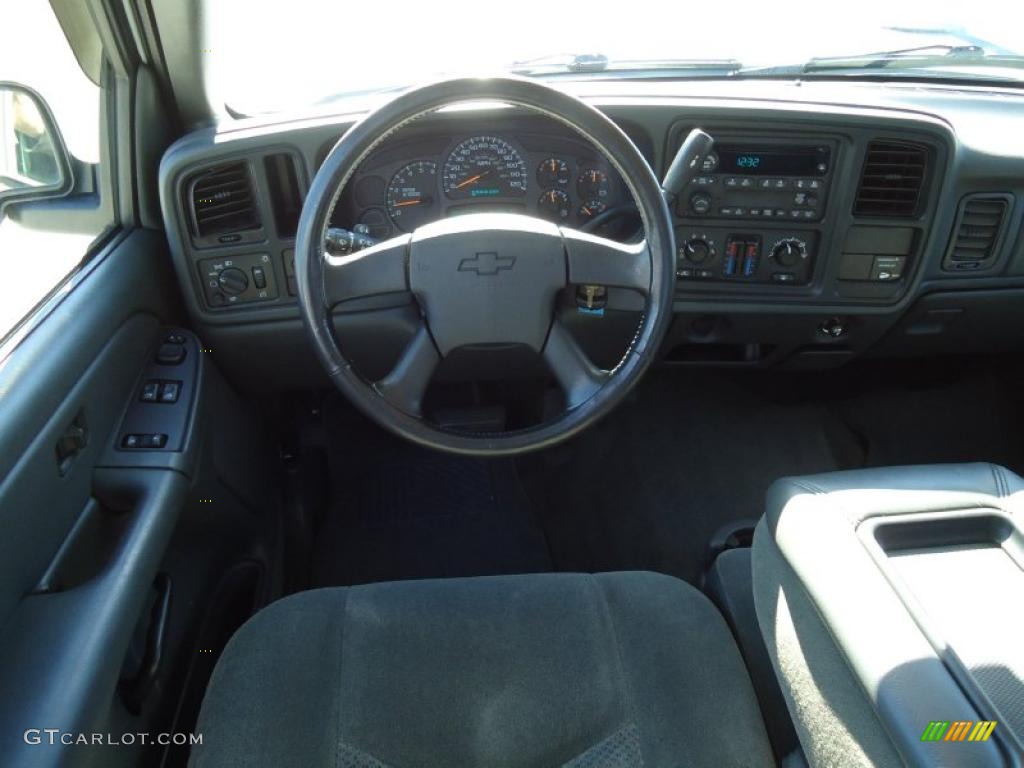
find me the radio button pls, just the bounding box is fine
[738,177,755,189]
[775,209,787,218]
[719,207,734,216]
[724,177,741,188]
[689,193,712,215]
[795,179,822,190]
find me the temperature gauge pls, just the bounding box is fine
[577,168,609,200]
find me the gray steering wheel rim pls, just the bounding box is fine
[295,76,676,456]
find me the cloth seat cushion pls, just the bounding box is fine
[191,571,772,767]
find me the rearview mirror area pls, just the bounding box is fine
[0,83,72,212]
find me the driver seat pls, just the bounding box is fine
[190,572,773,767]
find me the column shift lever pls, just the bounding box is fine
[662,128,715,206]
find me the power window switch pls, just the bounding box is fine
[140,434,167,449]
[159,381,182,403]
[140,381,160,402]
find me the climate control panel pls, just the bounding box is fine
[676,228,817,286]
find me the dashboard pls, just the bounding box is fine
[328,130,633,240]
[158,79,1024,390]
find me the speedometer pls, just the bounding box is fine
[442,136,527,200]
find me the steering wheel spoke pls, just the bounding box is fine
[373,324,441,417]
[323,233,411,306]
[543,320,609,409]
[561,228,651,295]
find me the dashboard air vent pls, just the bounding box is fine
[853,141,928,218]
[943,194,1011,272]
[190,162,260,238]
[263,153,303,239]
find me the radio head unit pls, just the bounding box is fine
[712,144,830,177]
[681,142,834,223]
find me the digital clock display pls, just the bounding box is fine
[718,145,829,176]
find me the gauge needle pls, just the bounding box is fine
[393,199,422,207]
[455,170,490,189]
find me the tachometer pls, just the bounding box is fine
[443,136,527,199]
[386,161,438,231]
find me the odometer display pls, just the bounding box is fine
[443,136,527,200]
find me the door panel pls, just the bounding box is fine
[0,228,186,766]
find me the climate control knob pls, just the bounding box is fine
[217,267,249,295]
[771,238,807,268]
[683,238,712,264]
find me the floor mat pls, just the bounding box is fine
[517,361,1024,585]
[311,399,552,587]
[517,369,847,584]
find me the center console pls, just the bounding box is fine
[753,464,1024,768]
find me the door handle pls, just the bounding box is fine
[55,411,88,475]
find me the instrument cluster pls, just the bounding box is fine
[334,131,628,240]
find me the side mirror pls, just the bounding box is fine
[0,83,73,217]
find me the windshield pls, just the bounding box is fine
[210,0,1024,115]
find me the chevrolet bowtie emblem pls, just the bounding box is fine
[458,252,516,275]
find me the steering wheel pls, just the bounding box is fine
[295,77,675,456]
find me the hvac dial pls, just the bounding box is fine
[386,161,438,231]
[443,136,528,199]
[770,238,808,268]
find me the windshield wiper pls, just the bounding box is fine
[737,45,1024,78]
[510,53,611,74]
[804,44,985,70]
[510,54,742,76]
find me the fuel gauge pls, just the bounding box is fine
[537,158,570,188]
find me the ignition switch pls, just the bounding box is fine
[576,284,608,312]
